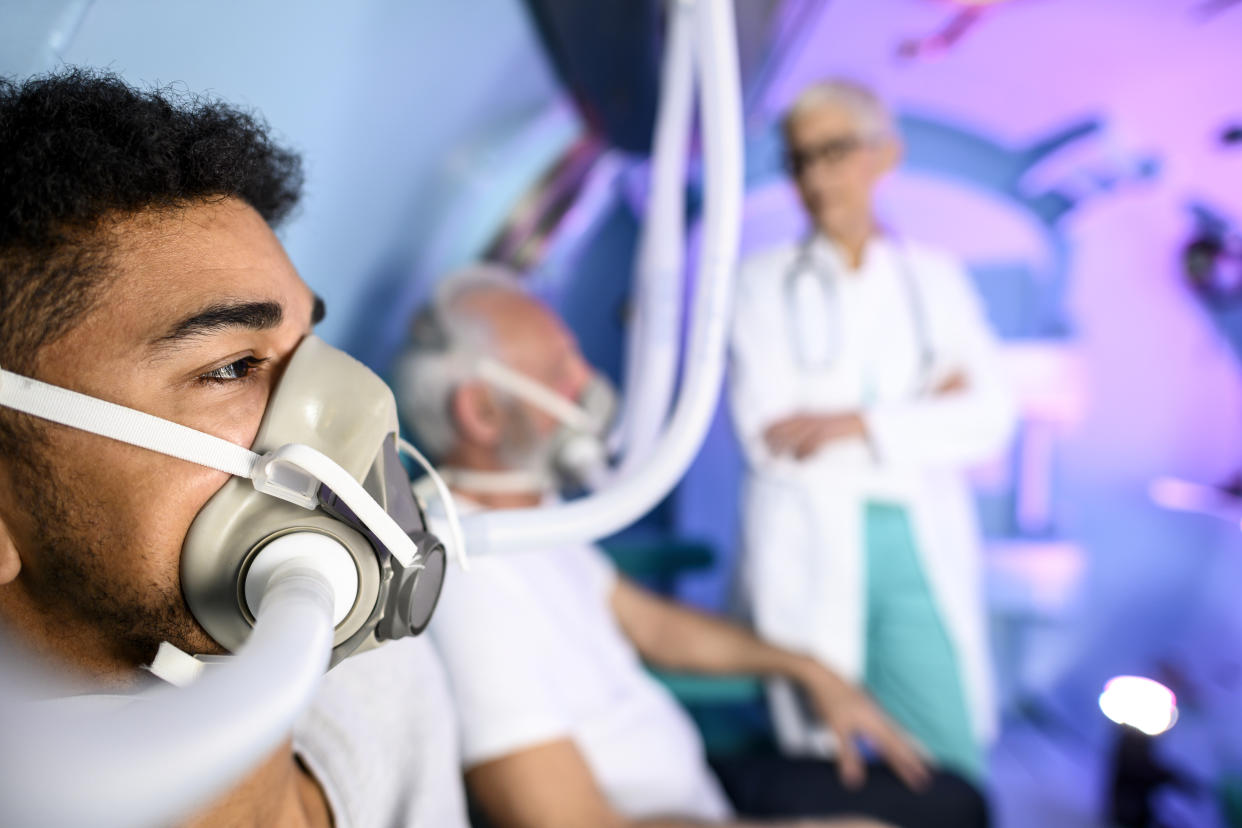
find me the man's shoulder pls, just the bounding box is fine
[295,638,469,828]
[433,544,610,624]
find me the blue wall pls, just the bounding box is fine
[1,0,572,368]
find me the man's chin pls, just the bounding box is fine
[160,614,230,659]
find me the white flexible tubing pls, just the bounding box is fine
[0,554,336,828]
[613,0,695,474]
[399,436,470,570]
[461,0,742,555]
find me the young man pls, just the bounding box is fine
[728,79,1015,783]
[0,69,468,827]
[396,266,989,828]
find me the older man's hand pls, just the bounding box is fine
[794,659,931,792]
[932,370,969,395]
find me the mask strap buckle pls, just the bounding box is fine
[251,451,321,510]
[254,443,423,571]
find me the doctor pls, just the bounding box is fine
[728,79,1015,783]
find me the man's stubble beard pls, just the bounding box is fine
[8,439,222,671]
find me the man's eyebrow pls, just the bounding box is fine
[152,300,284,348]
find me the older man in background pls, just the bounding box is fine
[395,265,989,828]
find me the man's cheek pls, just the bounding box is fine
[125,458,231,551]
[179,392,270,450]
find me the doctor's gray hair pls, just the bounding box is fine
[394,263,526,459]
[783,78,897,144]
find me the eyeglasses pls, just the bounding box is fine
[784,134,867,177]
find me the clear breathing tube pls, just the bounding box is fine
[460,0,743,555]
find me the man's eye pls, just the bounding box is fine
[197,356,269,385]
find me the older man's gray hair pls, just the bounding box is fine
[782,78,897,144]
[394,263,526,459]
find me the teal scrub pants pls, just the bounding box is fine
[862,501,984,782]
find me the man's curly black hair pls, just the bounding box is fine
[0,67,303,456]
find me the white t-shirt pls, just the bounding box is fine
[293,637,470,828]
[429,535,732,822]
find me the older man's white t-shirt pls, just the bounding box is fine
[428,527,731,822]
[294,637,471,828]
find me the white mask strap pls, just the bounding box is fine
[438,466,551,495]
[0,365,420,569]
[475,358,597,432]
[397,438,469,570]
[0,366,258,478]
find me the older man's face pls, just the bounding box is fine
[0,198,318,678]
[786,102,897,242]
[461,290,593,469]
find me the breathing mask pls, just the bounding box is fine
[0,336,448,667]
[475,357,618,490]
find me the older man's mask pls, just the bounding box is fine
[0,336,446,667]
[475,357,618,491]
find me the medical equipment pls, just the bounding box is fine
[475,357,618,489]
[784,236,936,386]
[2,560,337,828]
[180,335,447,661]
[612,0,695,474]
[459,0,742,557]
[396,273,618,491]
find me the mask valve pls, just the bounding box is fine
[376,530,446,639]
[242,532,360,626]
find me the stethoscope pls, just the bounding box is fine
[783,236,936,390]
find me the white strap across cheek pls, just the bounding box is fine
[0,366,420,570]
[0,366,259,478]
[475,357,596,432]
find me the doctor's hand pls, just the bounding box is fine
[764,413,866,460]
[794,659,931,792]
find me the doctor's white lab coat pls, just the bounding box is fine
[728,234,1015,754]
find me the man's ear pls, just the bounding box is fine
[451,382,503,448]
[0,513,21,586]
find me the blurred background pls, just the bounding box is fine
[5,1,1242,825]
